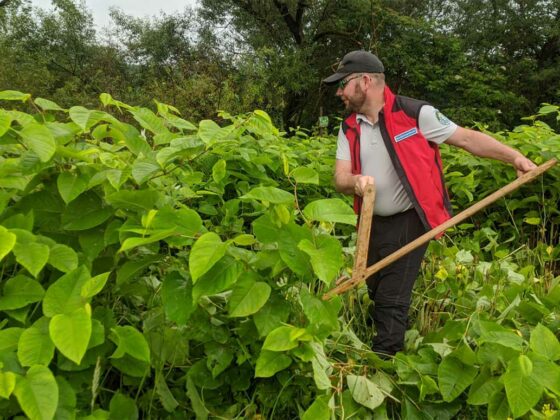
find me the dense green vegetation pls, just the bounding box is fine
[1,0,559,130]
[0,91,559,418]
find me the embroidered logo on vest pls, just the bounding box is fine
[394,127,418,142]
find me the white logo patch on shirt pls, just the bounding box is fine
[435,110,451,126]
[394,127,418,142]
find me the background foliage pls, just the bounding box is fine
[1,0,559,130]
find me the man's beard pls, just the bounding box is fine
[345,85,366,113]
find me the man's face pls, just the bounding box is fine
[337,74,366,113]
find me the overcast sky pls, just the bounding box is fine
[32,0,199,29]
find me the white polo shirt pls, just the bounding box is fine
[336,105,457,216]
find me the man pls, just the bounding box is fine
[323,50,536,357]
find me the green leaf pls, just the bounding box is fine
[155,371,179,413]
[14,365,58,420]
[105,189,161,211]
[131,107,168,135]
[109,393,138,420]
[162,272,195,325]
[110,326,150,362]
[0,110,12,136]
[49,307,92,365]
[291,167,319,184]
[503,355,543,418]
[186,377,209,420]
[151,207,202,236]
[242,186,294,204]
[0,227,16,261]
[18,123,56,162]
[13,241,50,278]
[81,272,111,298]
[529,351,560,395]
[42,266,90,317]
[0,275,45,310]
[34,97,63,111]
[0,371,16,399]
[488,391,510,420]
[478,320,524,351]
[189,232,228,282]
[62,192,112,230]
[193,256,242,301]
[69,106,91,131]
[302,395,331,420]
[299,288,340,336]
[17,318,55,367]
[0,90,31,102]
[529,323,560,361]
[48,244,79,273]
[57,172,89,204]
[347,374,385,410]
[212,159,227,183]
[198,119,231,144]
[0,327,24,352]
[118,228,176,253]
[467,372,502,405]
[437,356,478,402]
[262,325,307,351]
[132,159,160,184]
[303,198,357,225]
[228,272,271,317]
[116,255,161,286]
[298,234,343,283]
[253,293,291,337]
[255,350,292,378]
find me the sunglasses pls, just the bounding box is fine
[338,74,362,89]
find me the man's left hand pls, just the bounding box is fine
[513,156,537,177]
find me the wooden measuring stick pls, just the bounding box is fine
[323,158,557,300]
[351,184,376,279]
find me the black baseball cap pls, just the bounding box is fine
[322,50,385,85]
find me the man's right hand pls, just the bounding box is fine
[354,175,374,196]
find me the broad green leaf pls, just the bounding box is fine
[109,393,138,420]
[50,307,92,364]
[477,320,524,351]
[291,167,319,184]
[252,214,281,243]
[105,189,161,211]
[162,272,195,325]
[131,107,168,135]
[503,355,543,418]
[437,356,478,401]
[198,119,230,144]
[110,326,150,362]
[69,106,91,131]
[189,232,228,282]
[302,395,331,420]
[232,234,256,246]
[312,354,332,390]
[61,192,112,230]
[303,198,357,225]
[151,207,202,236]
[529,351,560,394]
[277,223,313,276]
[34,97,63,111]
[298,234,343,283]
[57,172,89,204]
[0,227,16,261]
[118,228,176,253]
[205,342,234,378]
[0,110,12,136]
[228,272,271,317]
[0,371,16,399]
[262,325,307,351]
[529,323,560,361]
[132,159,160,184]
[243,186,294,204]
[17,318,55,367]
[18,123,56,162]
[116,255,161,286]
[255,350,292,378]
[0,275,45,310]
[164,114,197,131]
[81,272,111,298]
[299,288,340,336]
[0,327,24,352]
[42,266,90,317]
[488,391,510,420]
[467,372,502,405]
[55,376,77,419]
[347,374,385,410]
[192,256,242,301]
[14,365,58,420]
[186,377,209,420]
[253,294,291,337]
[0,90,31,102]
[212,159,226,183]
[48,244,79,273]
[13,242,50,278]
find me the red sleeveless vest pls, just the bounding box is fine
[342,86,452,230]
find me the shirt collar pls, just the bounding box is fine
[356,113,377,127]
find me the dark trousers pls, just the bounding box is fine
[366,208,428,356]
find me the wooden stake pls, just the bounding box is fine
[323,158,557,300]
